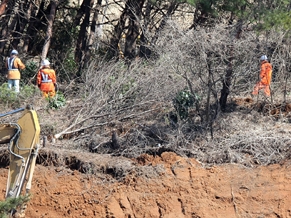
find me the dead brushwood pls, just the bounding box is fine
[50,20,291,167]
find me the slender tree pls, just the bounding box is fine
[74,0,94,66]
[151,1,181,45]
[42,0,59,60]
[11,1,32,49]
[123,0,145,60]
[139,0,152,58]
[107,1,129,59]
[81,0,103,67]
[0,0,17,53]
[219,21,243,112]
[23,0,46,54]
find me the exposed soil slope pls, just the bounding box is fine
[1,97,291,218]
[0,151,291,218]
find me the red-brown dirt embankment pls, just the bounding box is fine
[1,152,290,218]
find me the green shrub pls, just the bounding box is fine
[19,85,39,99]
[0,195,30,218]
[21,61,38,84]
[0,83,18,103]
[0,83,38,105]
[47,92,66,109]
[173,89,196,120]
[121,78,136,95]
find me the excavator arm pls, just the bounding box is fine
[0,106,40,202]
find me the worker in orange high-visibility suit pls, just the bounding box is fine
[5,50,25,93]
[252,55,273,97]
[36,59,57,98]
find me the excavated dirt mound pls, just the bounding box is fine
[0,150,291,218]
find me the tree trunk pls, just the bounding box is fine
[95,0,108,51]
[139,0,152,58]
[74,0,94,68]
[219,21,242,112]
[205,60,211,125]
[11,1,32,49]
[41,0,59,60]
[123,0,145,60]
[152,1,179,45]
[0,0,17,53]
[107,2,128,59]
[83,0,103,69]
[23,1,46,54]
[220,67,232,112]
[87,0,103,48]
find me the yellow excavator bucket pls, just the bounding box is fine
[0,106,41,199]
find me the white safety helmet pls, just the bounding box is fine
[41,59,50,66]
[11,50,18,55]
[260,55,268,61]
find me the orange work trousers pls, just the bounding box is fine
[42,90,56,98]
[252,81,271,97]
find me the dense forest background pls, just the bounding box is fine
[1,0,291,166]
[1,0,291,78]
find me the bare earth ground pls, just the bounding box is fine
[0,97,291,217]
[0,151,291,218]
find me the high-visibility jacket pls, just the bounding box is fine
[5,56,25,79]
[260,60,272,85]
[36,67,56,92]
